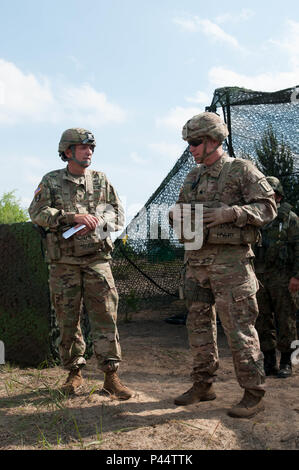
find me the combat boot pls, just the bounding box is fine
[263,349,279,376]
[61,369,84,395]
[228,389,265,418]
[102,372,133,400]
[277,352,292,378]
[174,383,216,406]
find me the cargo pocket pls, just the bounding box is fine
[88,262,115,289]
[46,232,61,260]
[232,276,258,302]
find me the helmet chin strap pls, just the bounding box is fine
[70,145,91,168]
[201,137,222,162]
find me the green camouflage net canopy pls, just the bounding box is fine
[112,148,194,314]
[112,85,299,314]
[208,86,299,165]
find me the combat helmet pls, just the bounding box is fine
[58,128,96,162]
[266,176,285,198]
[182,112,229,143]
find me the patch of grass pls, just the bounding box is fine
[72,416,84,449]
[36,426,53,450]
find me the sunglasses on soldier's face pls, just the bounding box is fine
[187,139,204,147]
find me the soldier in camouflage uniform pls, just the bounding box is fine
[255,176,299,378]
[29,128,133,399]
[169,112,277,418]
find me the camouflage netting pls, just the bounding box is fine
[0,223,92,367]
[208,86,299,166]
[113,85,299,314]
[0,223,51,366]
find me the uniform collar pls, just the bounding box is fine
[63,167,86,185]
[201,153,228,177]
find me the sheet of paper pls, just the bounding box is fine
[62,224,86,239]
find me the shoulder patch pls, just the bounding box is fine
[34,185,42,196]
[259,179,273,192]
[34,184,43,202]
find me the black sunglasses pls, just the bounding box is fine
[188,138,204,147]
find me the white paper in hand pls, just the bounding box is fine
[62,225,86,239]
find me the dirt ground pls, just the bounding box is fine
[0,303,299,451]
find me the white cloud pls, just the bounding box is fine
[156,106,202,131]
[0,58,127,126]
[186,90,210,105]
[209,66,299,92]
[0,80,5,105]
[173,18,198,32]
[61,84,126,126]
[149,142,186,160]
[215,9,255,24]
[130,151,147,165]
[173,16,243,50]
[199,19,241,49]
[0,59,54,124]
[208,20,299,92]
[269,20,299,69]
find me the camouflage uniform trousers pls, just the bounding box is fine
[185,257,265,392]
[49,261,121,371]
[255,270,298,353]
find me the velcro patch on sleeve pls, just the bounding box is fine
[259,179,273,192]
[34,185,42,196]
[34,184,43,201]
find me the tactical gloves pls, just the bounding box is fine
[203,206,236,228]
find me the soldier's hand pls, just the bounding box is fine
[73,214,99,235]
[289,277,299,293]
[203,206,236,228]
[169,204,192,223]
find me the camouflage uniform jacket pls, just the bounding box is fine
[29,167,124,264]
[254,202,299,278]
[176,154,277,262]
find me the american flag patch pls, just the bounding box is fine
[34,186,42,196]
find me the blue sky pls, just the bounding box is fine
[0,0,298,224]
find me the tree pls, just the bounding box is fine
[0,191,29,224]
[253,125,299,214]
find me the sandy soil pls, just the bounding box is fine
[0,304,298,451]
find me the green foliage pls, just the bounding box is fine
[253,125,299,214]
[0,191,29,224]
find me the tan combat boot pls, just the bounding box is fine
[228,389,265,418]
[174,383,216,406]
[102,372,133,400]
[61,369,84,395]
